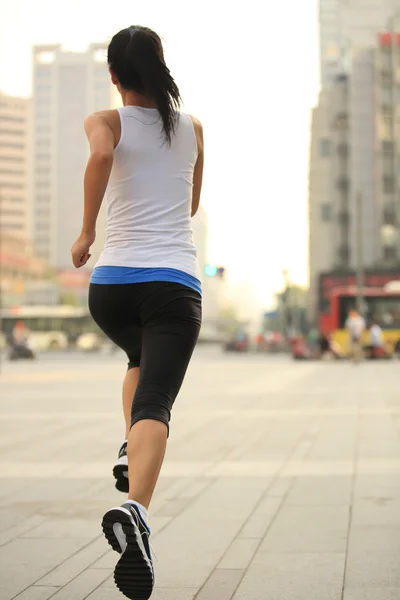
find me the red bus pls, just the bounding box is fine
[319,283,400,353]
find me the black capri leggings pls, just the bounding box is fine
[89,282,202,431]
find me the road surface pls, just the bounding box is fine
[1,348,400,599]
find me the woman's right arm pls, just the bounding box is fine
[189,116,204,217]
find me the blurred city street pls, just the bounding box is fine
[0,348,400,599]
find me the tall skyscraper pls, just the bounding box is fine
[0,93,30,238]
[319,0,400,85]
[32,43,113,269]
[309,2,400,321]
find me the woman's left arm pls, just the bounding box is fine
[71,113,114,268]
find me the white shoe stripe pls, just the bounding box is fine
[114,455,128,467]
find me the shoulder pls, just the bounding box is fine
[84,110,120,131]
[188,114,203,134]
[188,114,203,151]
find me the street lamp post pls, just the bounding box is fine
[388,12,400,260]
[355,191,364,315]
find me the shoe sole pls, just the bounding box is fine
[113,464,129,493]
[102,507,153,600]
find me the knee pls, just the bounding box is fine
[127,358,140,370]
[131,385,172,430]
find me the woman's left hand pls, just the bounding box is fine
[71,231,96,268]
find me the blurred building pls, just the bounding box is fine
[0,93,30,239]
[0,231,52,306]
[319,0,400,85]
[309,5,400,321]
[191,205,208,283]
[31,44,113,269]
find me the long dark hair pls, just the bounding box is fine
[108,26,181,145]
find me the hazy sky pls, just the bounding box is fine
[0,0,319,311]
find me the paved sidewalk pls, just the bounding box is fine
[1,350,400,600]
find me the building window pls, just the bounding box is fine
[380,69,393,84]
[4,222,23,230]
[334,112,349,130]
[383,206,397,226]
[383,175,395,193]
[3,196,24,203]
[36,139,51,148]
[338,210,350,225]
[321,203,332,222]
[1,183,24,189]
[381,84,392,105]
[0,142,24,149]
[0,115,25,123]
[338,244,350,263]
[0,129,24,136]
[0,168,24,176]
[337,176,350,192]
[320,139,331,157]
[35,221,49,231]
[36,194,50,203]
[382,140,394,156]
[0,155,24,163]
[337,143,349,157]
[383,246,398,260]
[0,208,23,217]
[382,105,393,123]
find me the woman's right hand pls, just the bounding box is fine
[71,231,96,268]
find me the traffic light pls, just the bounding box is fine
[204,265,225,279]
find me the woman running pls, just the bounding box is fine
[71,25,203,600]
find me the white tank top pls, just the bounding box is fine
[95,106,200,279]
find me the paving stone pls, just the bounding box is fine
[238,512,278,540]
[196,569,244,600]
[89,549,115,570]
[0,514,47,547]
[260,505,349,553]
[46,568,110,599]
[12,586,60,600]
[253,495,283,517]
[177,478,212,499]
[266,476,294,497]
[343,589,400,600]
[345,527,400,587]
[87,588,198,600]
[233,553,346,600]
[153,498,193,517]
[0,537,88,599]
[218,538,259,569]
[22,518,101,538]
[285,476,352,506]
[352,497,400,526]
[37,537,106,586]
[1,354,400,598]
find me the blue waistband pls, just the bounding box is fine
[90,266,202,296]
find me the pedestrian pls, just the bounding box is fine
[71,25,203,600]
[345,309,366,363]
[365,320,383,358]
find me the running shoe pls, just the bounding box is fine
[113,441,129,493]
[102,502,154,600]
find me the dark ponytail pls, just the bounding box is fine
[108,26,181,145]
